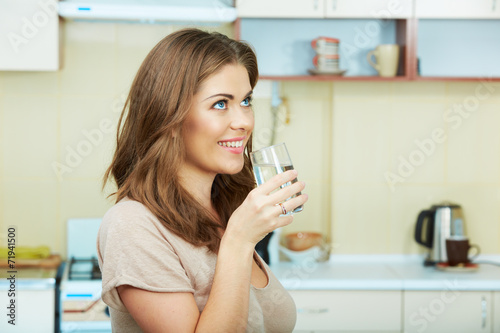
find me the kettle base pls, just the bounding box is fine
[424,258,439,266]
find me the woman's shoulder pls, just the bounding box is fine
[102,197,159,229]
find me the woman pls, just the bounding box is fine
[97,28,308,332]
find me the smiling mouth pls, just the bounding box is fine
[218,140,244,148]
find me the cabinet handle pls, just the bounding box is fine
[493,0,497,12]
[332,0,338,11]
[297,307,329,314]
[313,0,318,11]
[481,296,487,329]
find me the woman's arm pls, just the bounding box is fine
[118,170,308,332]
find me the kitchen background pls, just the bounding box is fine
[1,19,500,259]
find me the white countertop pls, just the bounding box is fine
[270,254,500,291]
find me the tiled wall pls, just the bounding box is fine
[330,81,500,254]
[1,21,499,257]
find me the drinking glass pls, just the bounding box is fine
[250,142,303,215]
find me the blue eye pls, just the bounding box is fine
[241,96,253,107]
[213,100,227,110]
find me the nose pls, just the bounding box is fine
[230,106,254,132]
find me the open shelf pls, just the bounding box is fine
[236,17,500,82]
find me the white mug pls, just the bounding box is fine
[367,44,400,77]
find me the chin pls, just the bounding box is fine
[221,162,245,175]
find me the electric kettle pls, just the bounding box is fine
[414,202,466,265]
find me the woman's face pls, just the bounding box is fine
[181,64,254,178]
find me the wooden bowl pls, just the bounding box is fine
[285,232,324,251]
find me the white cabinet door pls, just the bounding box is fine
[325,0,413,18]
[289,290,402,332]
[416,0,500,19]
[404,291,492,333]
[0,288,54,333]
[0,0,59,71]
[494,292,500,333]
[236,0,324,18]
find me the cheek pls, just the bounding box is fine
[248,112,255,132]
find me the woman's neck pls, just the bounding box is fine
[177,168,216,212]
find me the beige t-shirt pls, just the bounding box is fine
[97,198,296,332]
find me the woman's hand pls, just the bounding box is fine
[224,169,308,248]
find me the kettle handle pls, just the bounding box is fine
[415,210,434,248]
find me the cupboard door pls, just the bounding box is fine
[236,0,324,18]
[404,291,492,333]
[325,0,413,18]
[289,290,402,332]
[494,292,500,333]
[0,0,59,71]
[416,0,499,19]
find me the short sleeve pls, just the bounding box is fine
[97,200,195,312]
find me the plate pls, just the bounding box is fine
[436,262,479,272]
[308,68,347,76]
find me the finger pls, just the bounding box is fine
[275,214,294,228]
[256,169,298,195]
[278,193,308,214]
[269,180,306,204]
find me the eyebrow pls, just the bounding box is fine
[203,90,253,101]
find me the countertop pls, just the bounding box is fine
[0,267,60,289]
[270,254,500,291]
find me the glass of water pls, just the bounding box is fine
[250,142,303,215]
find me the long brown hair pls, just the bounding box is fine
[103,28,259,252]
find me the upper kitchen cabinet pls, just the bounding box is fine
[236,0,325,18]
[416,0,500,19]
[414,0,500,78]
[0,0,60,71]
[237,0,413,19]
[325,0,413,19]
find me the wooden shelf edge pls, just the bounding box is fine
[258,75,500,82]
[415,76,500,82]
[259,75,411,81]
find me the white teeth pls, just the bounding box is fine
[218,140,243,148]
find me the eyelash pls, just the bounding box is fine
[212,97,253,110]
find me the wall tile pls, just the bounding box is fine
[333,81,392,102]
[0,71,58,95]
[58,96,119,181]
[59,22,116,95]
[447,81,500,105]
[0,94,3,181]
[392,81,447,102]
[2,95,58,179]
[332,100,392,184]
[2,180,59,250]
[389,102,447,186]
[446,104,500,184]
[332,185,391,253]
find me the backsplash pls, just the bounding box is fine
[0,21,499,257]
